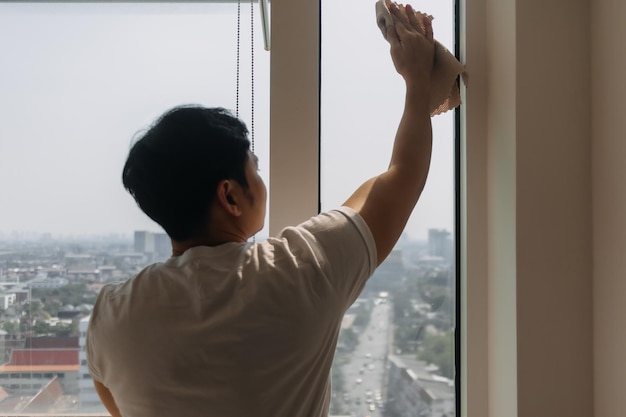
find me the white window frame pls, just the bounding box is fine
[269,0,320,233]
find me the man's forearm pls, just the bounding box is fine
[388,82,432,190]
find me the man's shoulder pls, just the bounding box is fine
[269,207,364,241]
[95,262,164,301]
[261,207,375,276]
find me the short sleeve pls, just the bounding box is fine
[274,206,377,309]
[85,291,108,383]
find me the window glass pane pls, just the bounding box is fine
[0,3,269,414]
[321,1,457,416]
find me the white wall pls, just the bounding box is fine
[592,0,626,416]
[464,0,596,416]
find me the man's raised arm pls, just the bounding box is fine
[343,2,435,266]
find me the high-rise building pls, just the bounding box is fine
[134,231,155,254]
[134,231,170,262]
[428,228,453,261]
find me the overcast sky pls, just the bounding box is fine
[0,0,455,241]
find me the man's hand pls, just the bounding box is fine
[385,1,435,87]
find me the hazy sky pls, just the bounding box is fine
[0,0,455,241]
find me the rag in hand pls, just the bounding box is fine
[375,0,468,116]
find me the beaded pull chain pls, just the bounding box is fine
[236,0,257,241]
[235,0,255,153]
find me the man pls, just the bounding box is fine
[87,2,434,416]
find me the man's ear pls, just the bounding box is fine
[216,180,242,216]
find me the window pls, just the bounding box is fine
[0,2,269,414]
[321,0,458,416]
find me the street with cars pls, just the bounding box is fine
[339,298,391,417]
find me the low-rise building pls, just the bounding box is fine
[386,355,455,417]
[0,292,16,310]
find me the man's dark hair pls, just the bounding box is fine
[122,105,251,241]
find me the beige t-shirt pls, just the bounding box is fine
[87,207,376,417]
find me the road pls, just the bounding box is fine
[339,298,391,417]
